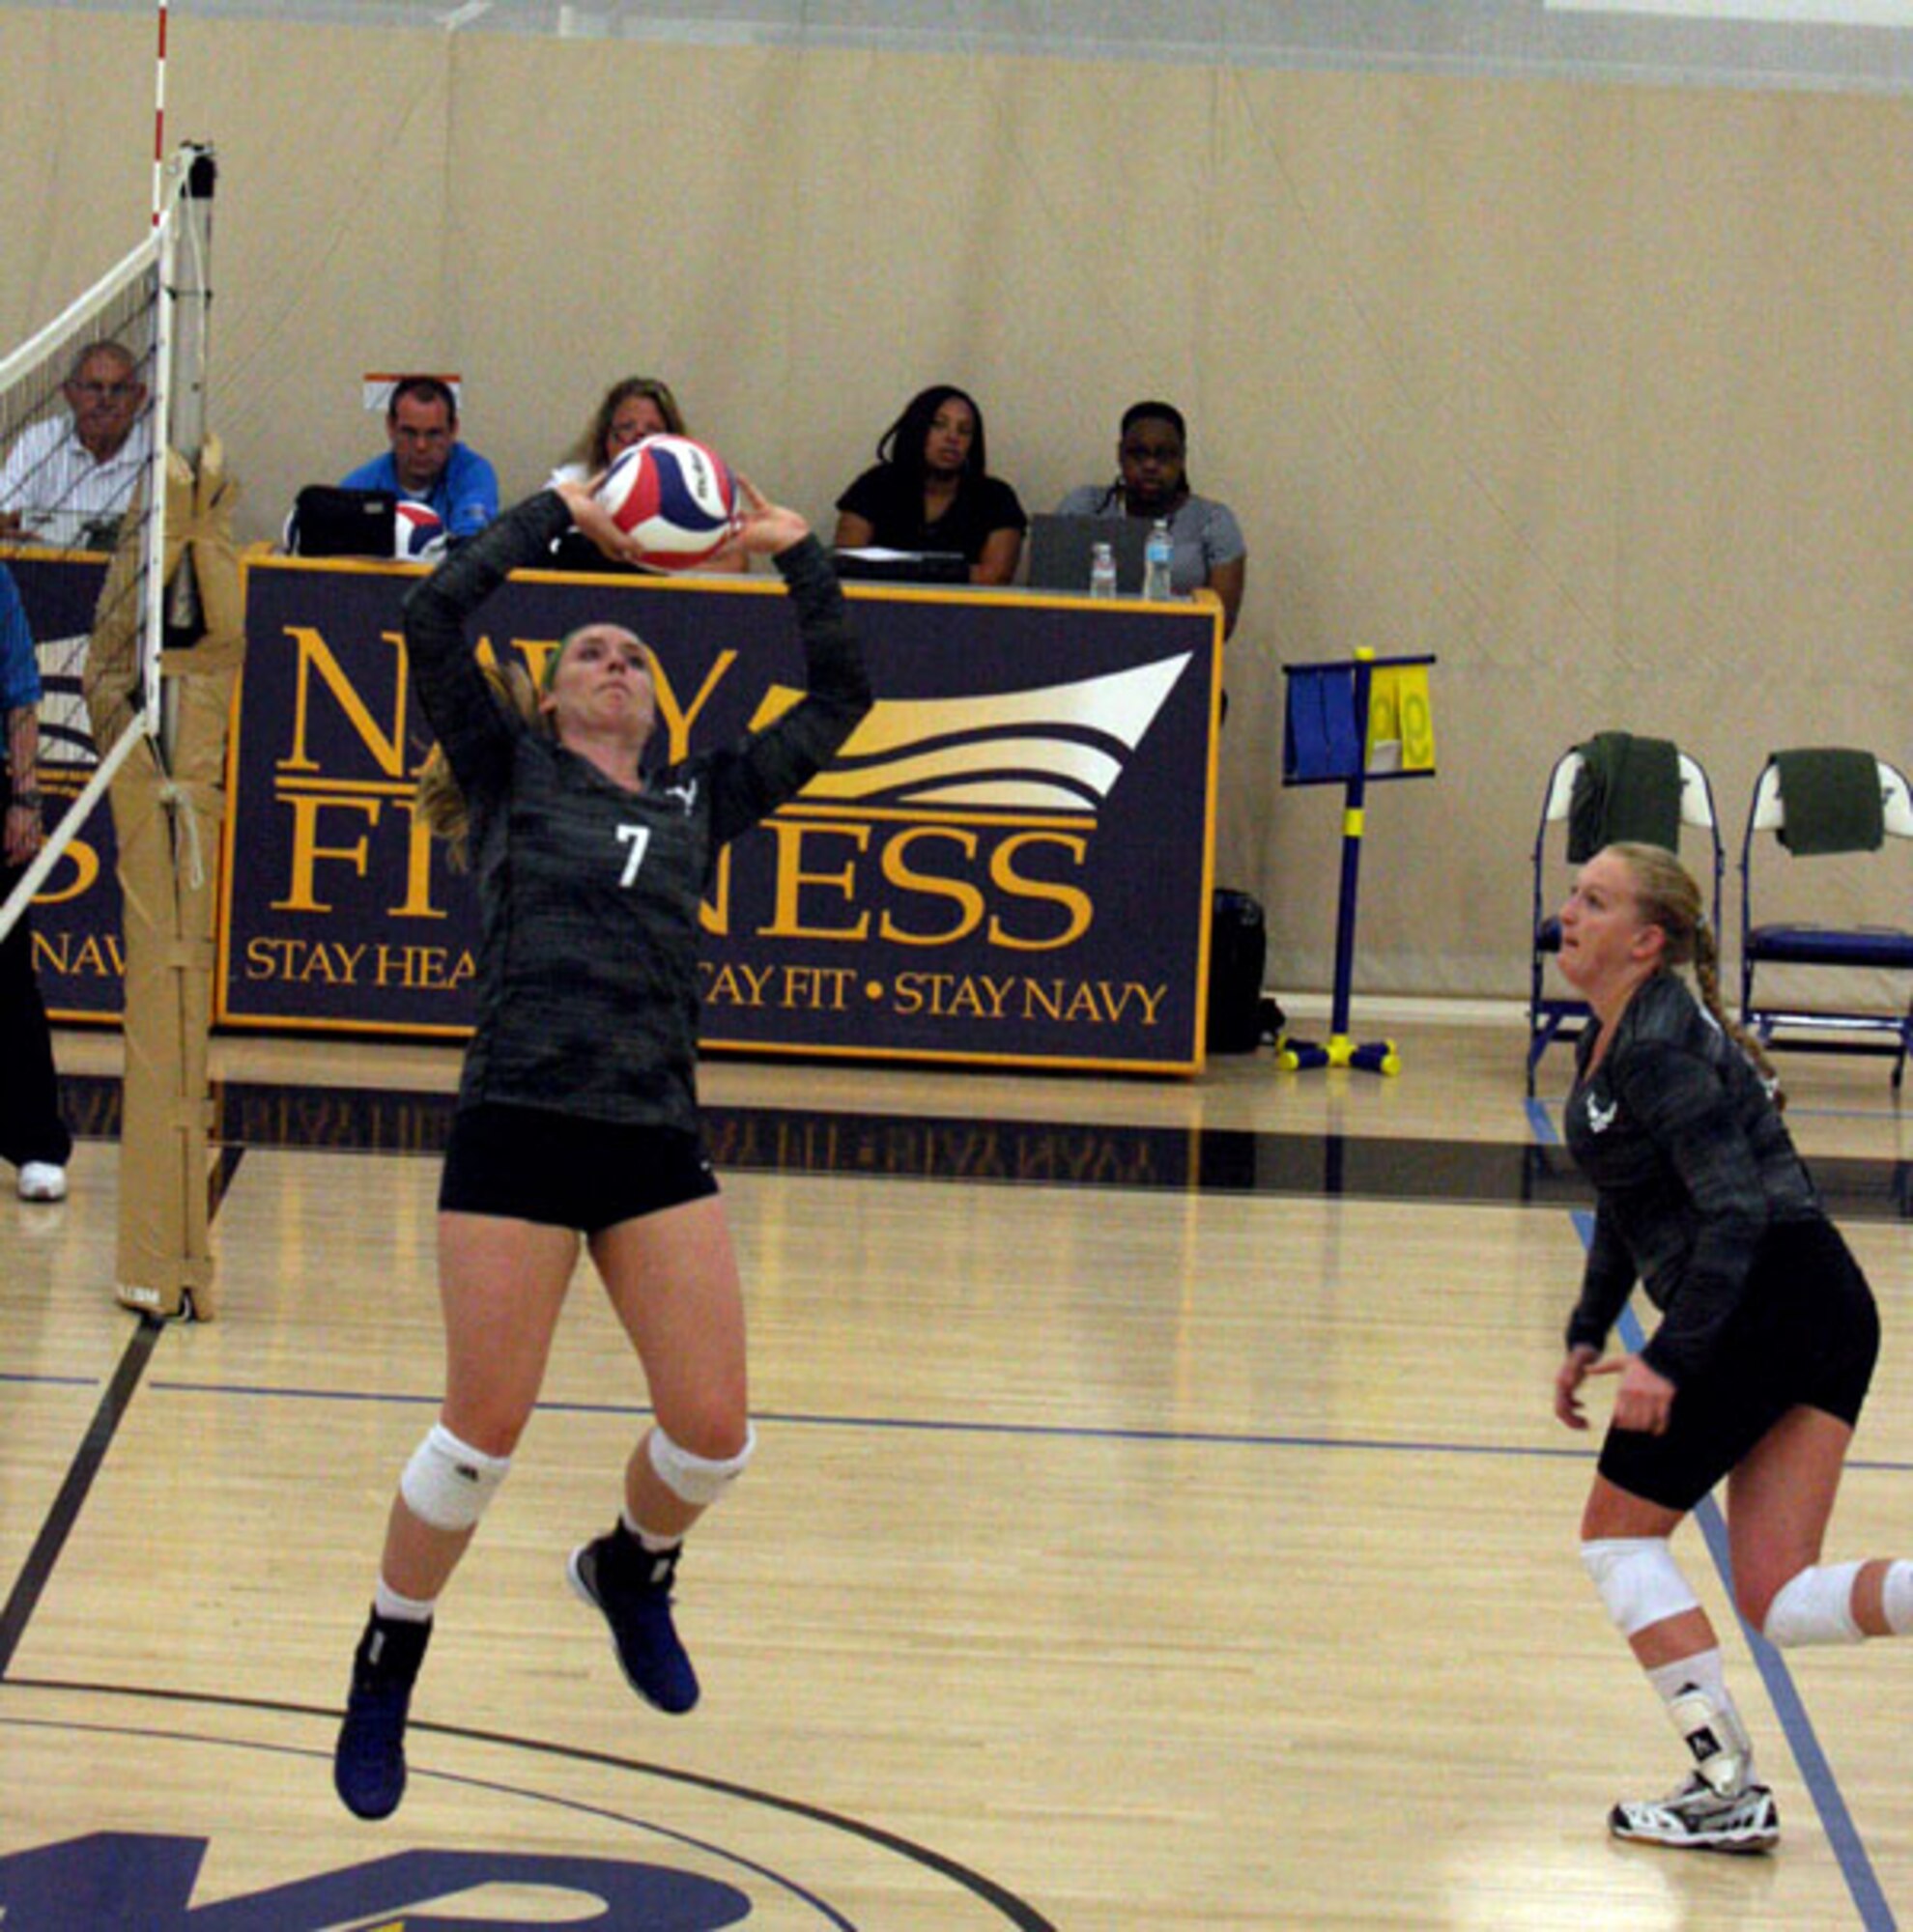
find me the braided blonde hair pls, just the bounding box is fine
[1610,840,1783,1104]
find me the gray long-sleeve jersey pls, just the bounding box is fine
[1563,970,1821,1385]
[404,491,871,1131]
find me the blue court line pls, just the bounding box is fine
[135,1377,1913,1471]
[0,1373,1849,1477]
[1528,1095,1895,1929]
[119,1378,1662,1457]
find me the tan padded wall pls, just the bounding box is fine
[4,8,1910,1000]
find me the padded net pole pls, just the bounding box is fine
[99,145,235,1321]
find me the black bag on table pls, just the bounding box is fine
[285,485,397,558]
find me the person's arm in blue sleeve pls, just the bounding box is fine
[0,565,39,713]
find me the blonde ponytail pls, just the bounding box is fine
[1611,841,1785,1105]
[415,659,546,869]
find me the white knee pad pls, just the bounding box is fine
[647,1421,756,1507]
[400,1422,511,1532]
[1581,1537,1700,1637]
[1762,1562,1865,1647]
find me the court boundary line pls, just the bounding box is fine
[0,1373,1899,1475]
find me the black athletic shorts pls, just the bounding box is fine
[1598,1216,1879,1513]
[439,1102,719,1236]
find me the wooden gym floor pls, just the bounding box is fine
[3,1009,1912,1928]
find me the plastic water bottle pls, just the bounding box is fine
[1089,541,1117,599]
[1143,518,1174,601]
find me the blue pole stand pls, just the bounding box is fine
[1277,647,1434,1077]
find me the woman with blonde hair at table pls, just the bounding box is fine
[548,375,744,573]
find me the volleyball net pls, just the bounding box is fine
[2,147,233,1322]
[0,176,179,950]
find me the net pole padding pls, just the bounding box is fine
[86,440,243,1322]
[143,151,224,1319]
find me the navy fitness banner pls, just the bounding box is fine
[9,550,125,1021]
[222,559,1220,1071]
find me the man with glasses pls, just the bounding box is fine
[0,341,152,550]
[1055,399,1246,640]
[340,375,499,545]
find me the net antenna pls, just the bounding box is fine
[152,0,170,231]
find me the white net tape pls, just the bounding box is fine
[0,228,163,554]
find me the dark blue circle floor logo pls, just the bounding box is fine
[0,1683,1057,1928]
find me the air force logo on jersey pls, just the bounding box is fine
[1585,1093,1619,1134]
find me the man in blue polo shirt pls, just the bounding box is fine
[342,376,498,543]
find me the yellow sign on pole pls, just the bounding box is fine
[1365,663,1436,774]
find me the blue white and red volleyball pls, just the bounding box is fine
[393,501,447,560]
[593,434,741,570]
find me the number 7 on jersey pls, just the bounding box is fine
[615,824,650,887]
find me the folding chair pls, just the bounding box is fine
[1739,750,1913,1087]
[1528,744,1722,1094]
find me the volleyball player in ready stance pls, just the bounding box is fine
[333,475,870,1820]
[1553,841,1913,1853]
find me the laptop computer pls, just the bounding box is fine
[1026,513,1151,595]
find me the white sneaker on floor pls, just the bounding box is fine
[17,1161,68,1202]
[1611,1774,1780,1853]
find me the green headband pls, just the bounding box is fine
[544,626,650,693]
[543,632,578,693]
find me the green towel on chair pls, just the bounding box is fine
[1774,748,1884,855]
[1567,731,1683,862]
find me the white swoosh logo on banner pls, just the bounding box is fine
[757,653,1194,813]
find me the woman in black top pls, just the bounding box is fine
[833,383,1026,584]
[334,475,871,1820]
[1552,842,1907,1855]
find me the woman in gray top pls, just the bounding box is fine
[334,473,871,1821]
[1553,842,1907,1856]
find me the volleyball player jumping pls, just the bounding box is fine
[334,474,870,1820]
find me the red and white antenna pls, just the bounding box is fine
[152,0,169,224]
